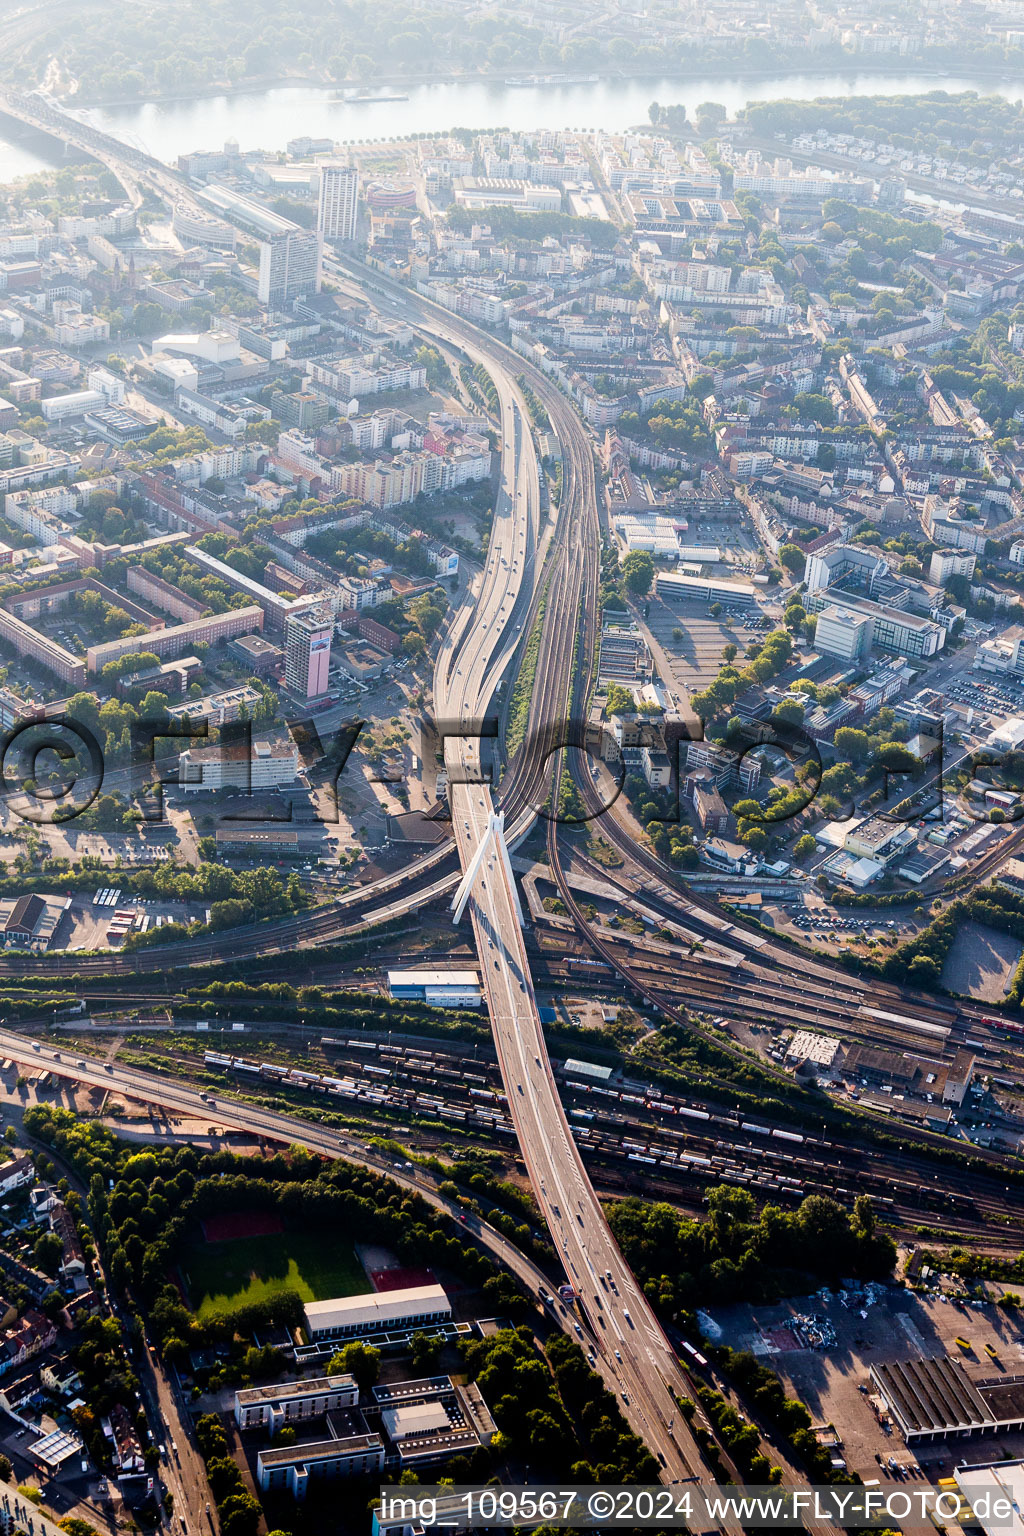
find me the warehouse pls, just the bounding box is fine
[871,1358,1024,1444]
[304,1284,452,1342]
[386,969,482,1007]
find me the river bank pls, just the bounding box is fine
[57,56,1024,114]
[57,65,1024,166]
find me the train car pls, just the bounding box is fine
[680,1341,709,1368]
[860,1007,949,1040]
[204,1052,232,1068]
[741,1121,771,1136]
[234,1061,261,1076]
[365,1065,391,1078]
[771,1128,803,1144]
[677,1105,711,1122]
[347,1039,377,1051]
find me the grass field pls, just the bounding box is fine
[181,1227,366,1318]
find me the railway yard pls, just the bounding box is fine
[23,1020,1023,1254]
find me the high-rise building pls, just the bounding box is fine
[258,230,321,308]
[318,163,359,243]
[198,184,322,307]
[285,606,333,699]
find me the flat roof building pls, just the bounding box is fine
[87,605,264,673]
[655,571,756,606]
[386,970,482,1008]
[304,1285,451,1342]
[234,1374,357,1431]
[257,1433,384,1497]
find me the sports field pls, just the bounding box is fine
[181,1222,366,1318]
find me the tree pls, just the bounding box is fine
[834,727,871,762]
[327,1341,380,1390]
[33,1231,63,1276]
[621,550,655,597]
[793,833,817,861]
[778,544,806,577]
[722,642,737,662]
[409,1330,441,1375]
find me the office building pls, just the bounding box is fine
[806,593,944,660]
[285,606,333,699]
[178,738,300,793]
[318,163,359,243]
[814,604,873,662]
[258,228,321,307]
[198,186,323,308]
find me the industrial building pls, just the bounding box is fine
[871,1358,1024,1444]
[386,969,482,1007]
[0,893,71,951]
[304,1284,452,1342]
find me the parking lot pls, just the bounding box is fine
[709,1281,1024,1480]
[645,597,778,697]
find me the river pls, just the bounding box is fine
[5,65,1024,179]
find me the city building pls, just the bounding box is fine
[284,606,333,699]
[318,163,359,243]
[929,547,976,586]
[177,738,300,793]
[814,604,874,662]
[0,608,85,687]
[86,606,265,673]
[199,185,322,307]
[806,593,945,660]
